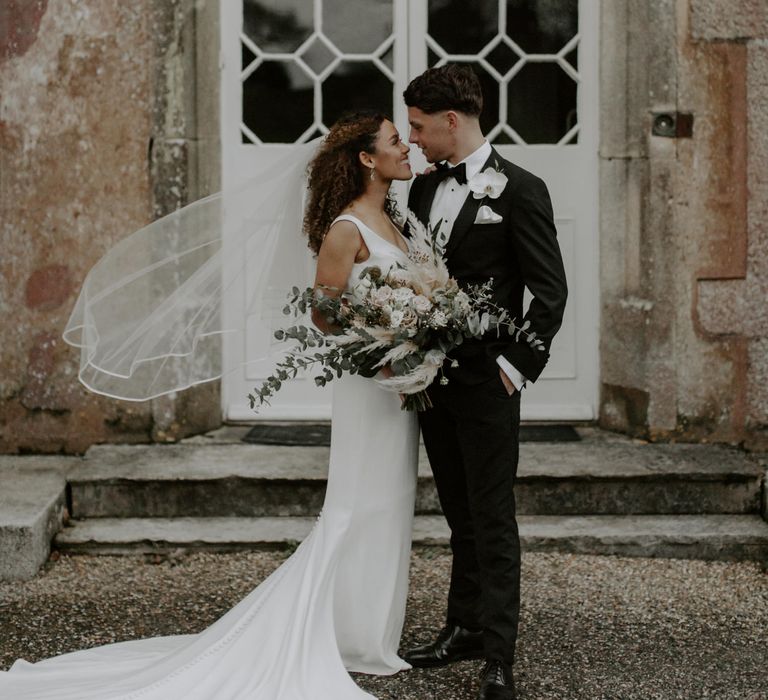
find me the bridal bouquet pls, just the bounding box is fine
[249,211,544,411]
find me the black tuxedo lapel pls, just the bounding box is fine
[443,149,499,259]
[417,173,442,226]
[444,192,483,259]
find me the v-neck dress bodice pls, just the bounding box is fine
[331,214,410,293]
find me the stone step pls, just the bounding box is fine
[68,430,766,518]
[54,514,768,562]
[0,457,74,580]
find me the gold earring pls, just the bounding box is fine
[370,167,375,181]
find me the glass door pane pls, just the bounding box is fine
[240,0,396,145]
[425,0,580,145]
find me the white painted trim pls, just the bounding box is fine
[220,0,242,421]
[228,402,331,422]
[521,403,595,421]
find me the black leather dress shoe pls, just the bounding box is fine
[478,660,516,700]
[402,623,485,668]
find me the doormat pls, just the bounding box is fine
[243,423,581,446]
[519,424,581,442]
[243,423,331,446]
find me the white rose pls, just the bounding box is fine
[392,287,415,303]
[468,167,508,200]
[389,309,405,327]
[411,294,432,314]
[371,285,393,306]
[454,290,471,312]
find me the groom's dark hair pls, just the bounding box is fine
[403,64,483,117]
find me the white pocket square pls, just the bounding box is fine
[474,205,503,225]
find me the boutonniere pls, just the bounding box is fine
[468,161,507,200]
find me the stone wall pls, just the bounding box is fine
[0,0,221,454]
[599,0,768,449]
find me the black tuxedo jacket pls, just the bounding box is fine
[406,148,568,384]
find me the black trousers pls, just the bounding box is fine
[419,374,521,664]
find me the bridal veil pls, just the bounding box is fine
[62,141,319,401]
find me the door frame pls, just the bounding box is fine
[219,0,599,422]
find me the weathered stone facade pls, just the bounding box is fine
[1,0,766,453]
[599,0,768,449]
[0,0,220,453]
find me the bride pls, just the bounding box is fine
[0,111,419,699]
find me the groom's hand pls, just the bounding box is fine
[499,368,517,396]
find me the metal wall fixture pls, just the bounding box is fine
[652,111,694,138]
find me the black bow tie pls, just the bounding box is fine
[434,161,468,186]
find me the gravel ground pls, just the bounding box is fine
[1,549,766,700]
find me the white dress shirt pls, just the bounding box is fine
[428,140,527,392]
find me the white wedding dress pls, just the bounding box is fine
[0,216,420,700]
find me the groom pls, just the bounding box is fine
[401,65,567,699]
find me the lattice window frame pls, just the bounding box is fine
[240,0,396,145]
[427,0,580,146]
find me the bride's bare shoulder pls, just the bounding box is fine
[321,218,363,254]
[327,217,361,238]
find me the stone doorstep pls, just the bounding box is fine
[67,436,766,518]
[0,463,71,581]
[68,475,763,518]
[54,514,768,563]
[82,431,766,481]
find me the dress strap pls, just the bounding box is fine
[330,214,382,252]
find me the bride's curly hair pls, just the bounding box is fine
[304,110,400,254]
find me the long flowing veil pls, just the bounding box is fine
[62,141,320,401]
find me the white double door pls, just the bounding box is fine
[221,0,598,422]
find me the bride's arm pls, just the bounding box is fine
[311,220,364,334]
